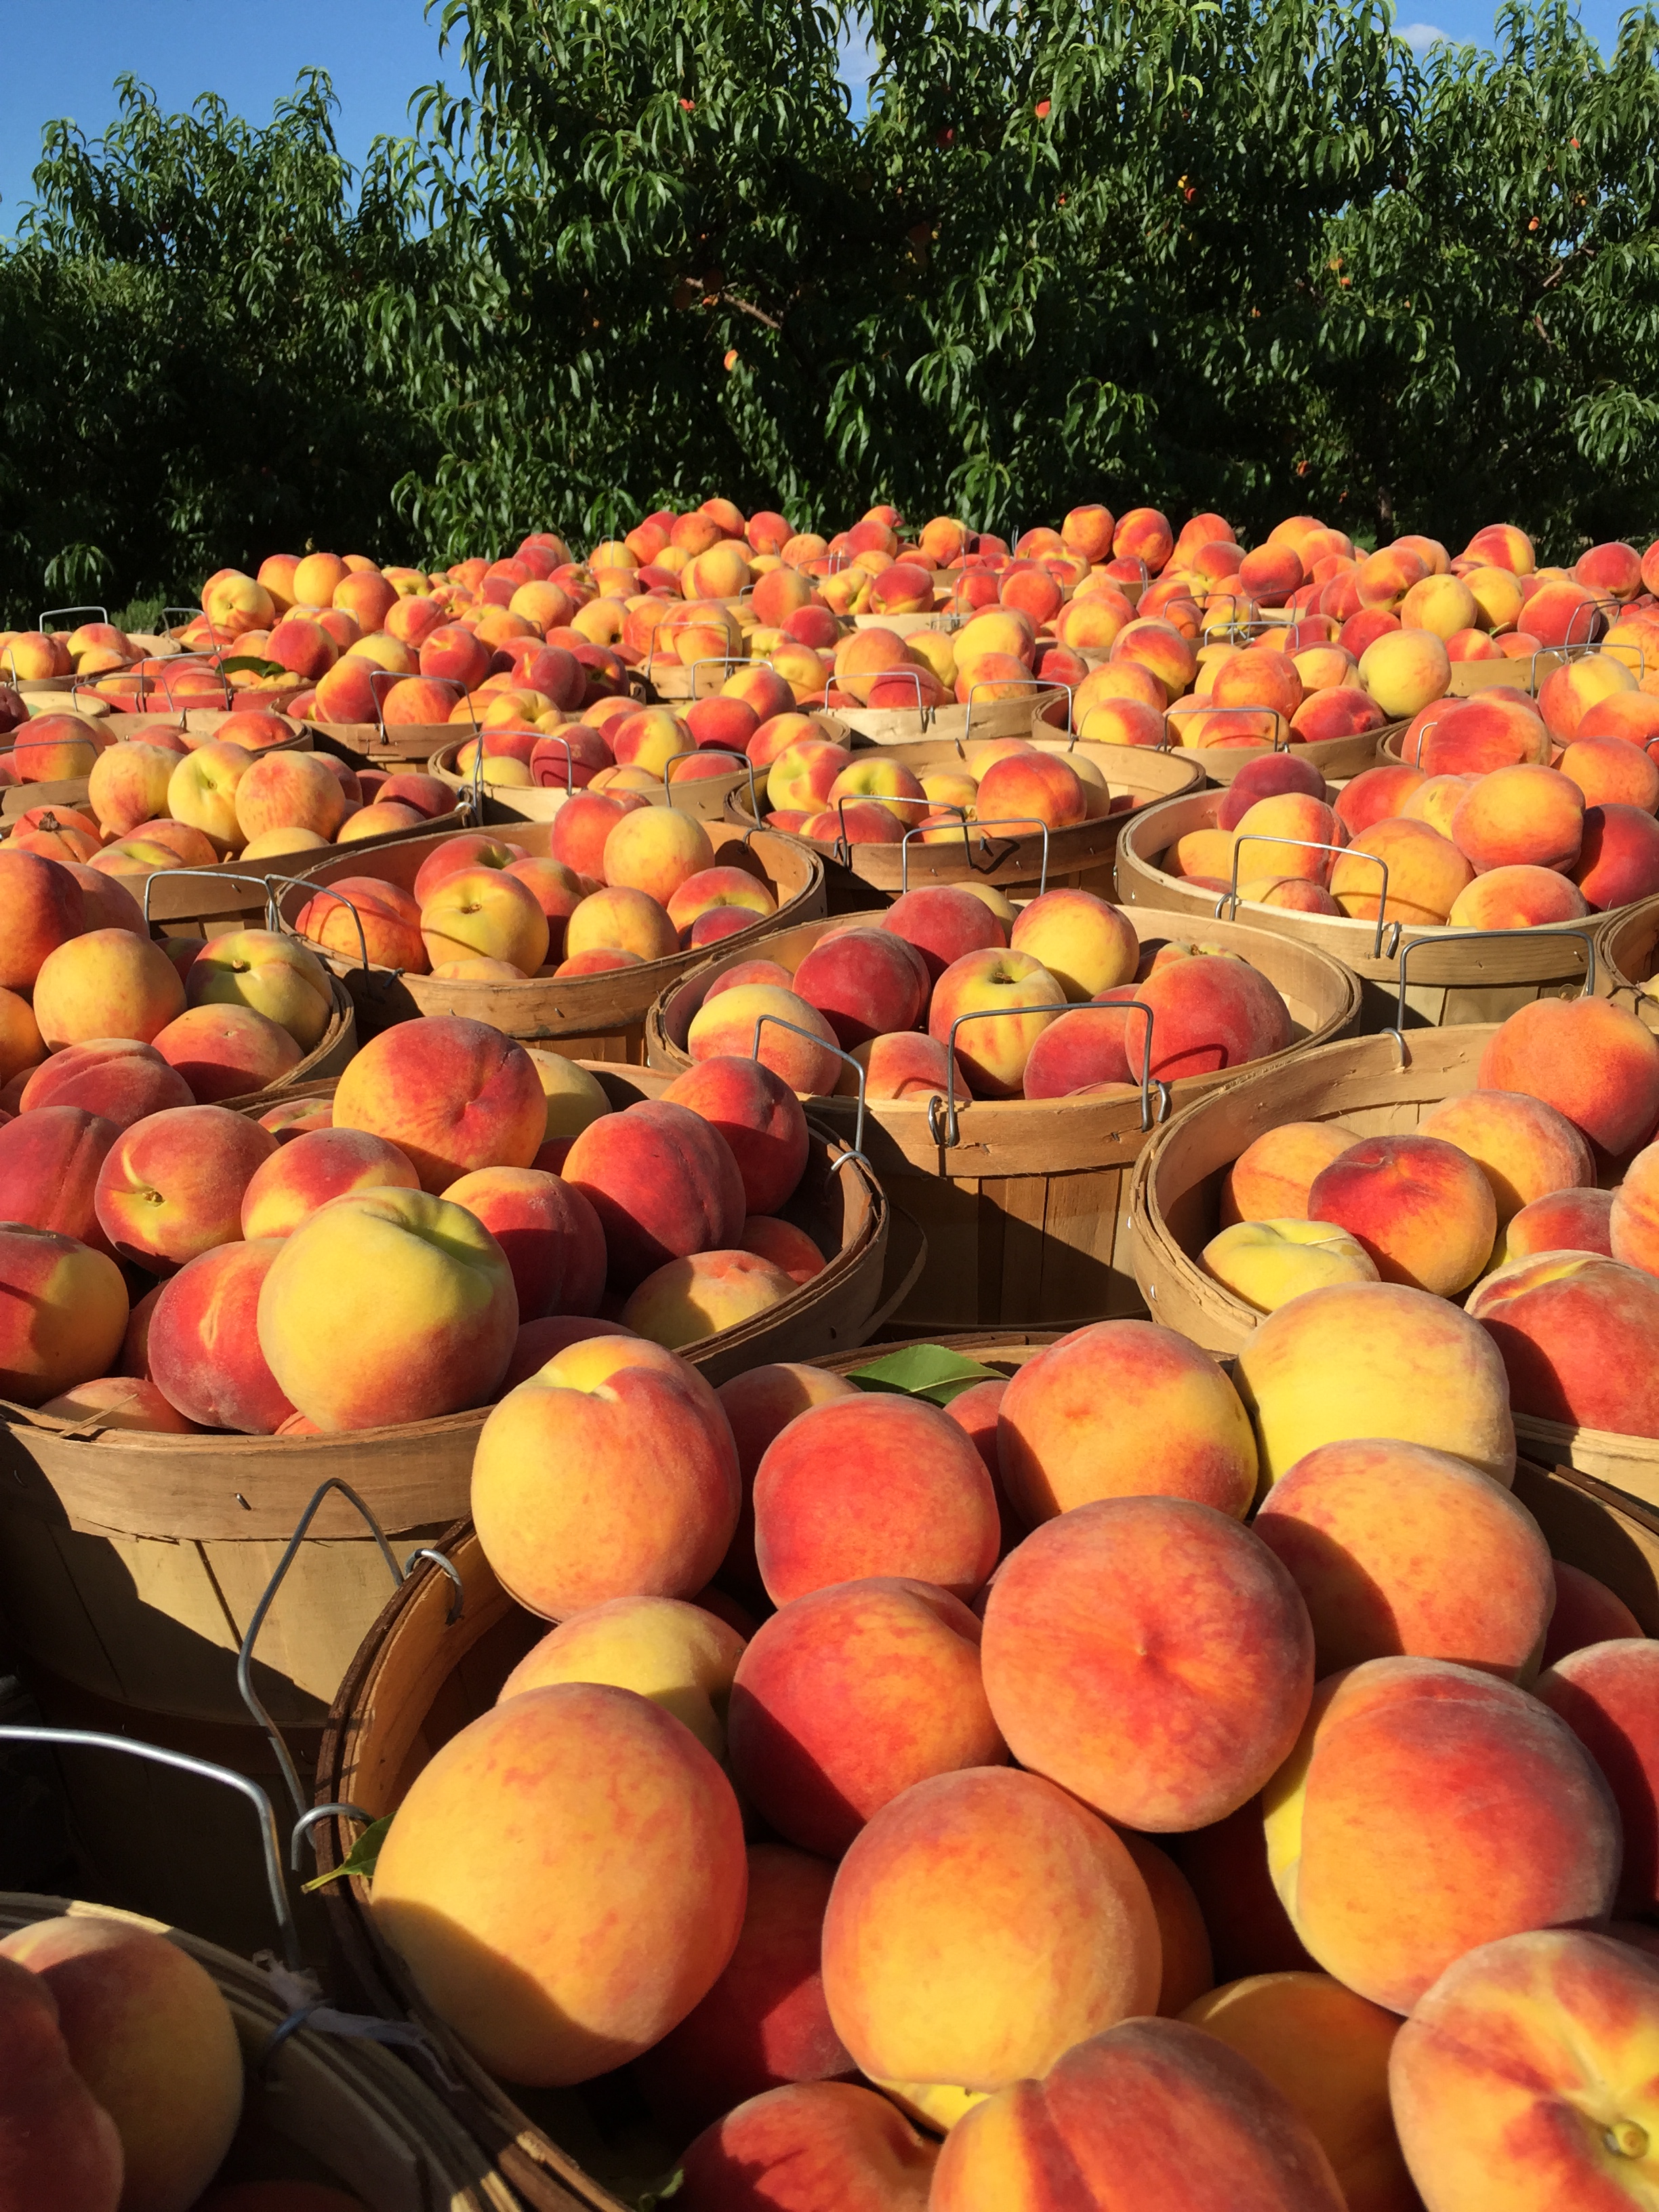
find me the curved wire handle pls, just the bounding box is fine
[663,746,759,821]
[752,1010,868,1168]
[900,813,1052,895]
[927,997,1168,1150]
[136,651,234,712]
[963,678,1069,741]
[0,1725,300,1969]
[38,604,108,630]
[1166,701,1290,754]
[262,876,371,971]
[682,653,747,701]
[238,1475,464,1822]
[1384,925,1597,1064]
[851,665,934,727]
[1216,835,1395,962]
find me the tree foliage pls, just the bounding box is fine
[4,0,1659,618]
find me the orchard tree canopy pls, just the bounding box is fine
[3,0,1659,617]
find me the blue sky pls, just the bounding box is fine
[0,0,1639,231]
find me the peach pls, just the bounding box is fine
[18,1038,192,1127]
[1006,889,1136,1002]
[711,1361,861,1602]
[1357,628,1451,718]
[1172,1795,1315,1982]
[619,1246,797,1347]
[1578,689,1659,744]
[226,747,348,846]
[1234,1280,1517,1486]
[152,1002,303,1101]
[1573,800,1659,909]
[633,1843,855,2135]
[970,749,1088,834]
[821,1766,1161,2097]
[1134,950,1294,1080]
[926,947,1065,1099]
[1402,771,1479,842]
[790,927,928,1051]
[1210,649,1303,728]
[1469,1250,1659,1436]
[1561,733,1659,812]
[1255,1438,1553,1677]
[1540,651,1637,743]
[0,1105,119,1249]
[85,740,176,838]
[1418,1086,1594,1223]
[0,987,43,1088]
[1334,763,1427,839]
[1611,1136,1659,1275]
[8,713,98,782]
[1306,1133,1497,1295]
[163,738,252,852]
[294,874,428,971]
[1538,1640,1659,1912]
[997,1319,1256,1523]
[563,884,678,964]
[1220,1121,1355,1225]
[1019,1003,1145,1098]
[1263,1657,1620,2013]
[688,982,842,1095]
[1416,690,1551,775]
[371,1681,745,2084]
[881,885,1008,982]
[499,1593,743,1759]
[186,928,334,1051]
[36,1374,197,1432]
[30,929,186,1050]
[659,1057,808,1215]
[523,1049,611,1150]
[239,1126,419,1238]
[1399,571,1479,639]
[441,1164,605,1319]
[1230,793,1345,884]
[146,1237,295,1431]
[1448,863,1591,926]
[1478,996,1659,1156]
[754,1393,999,1606]
[1389,1929,1659,2212]
[982,1495,1312,1830]
[1527,578,1605,648]
[258,1185,515,1430]
[600,804,713,906]
[556,1100,744,1295]
[1330,817,1472,924]
[473,1335,740,1612]
[728,1577,1006,1857]
[1450,762,1584,874]
[334,799,429,842]
[1114,506,1174,569]
[0,1221,128,1404]
[418,865,550,975]
[666,864,775,940]
[931,2015,1347,2211]
[331,1015,546,1191]
[1501,1183,1615,1263]
[1202,1218,1380,1309]
[678,2083,935,2212]
[739,1215,822,1284]
[1180,1973,1414,2212]
[93,1103,274,1271]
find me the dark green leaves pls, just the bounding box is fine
[842,1344,1007,1405]
[302,1813,392,1893]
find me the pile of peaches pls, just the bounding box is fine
[0,615,155,687]
[1,1898,372,2212]
[290,809,786,986]
[358,1250,1659,2211]
[0,898,844,1428]
[672,882,1294,1105]
[1205,989,1659,1448]
[1158,659,1659,924]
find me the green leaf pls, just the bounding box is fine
[840,1344,1005,1406]
[219,655,287,676]
[302,1814,392,1893]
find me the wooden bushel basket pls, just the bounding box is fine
[647,907,1360,1331]
[1116,786,1599,1029]
[727,738,1204,901]
[426,733,758,827]
[1595,893,1659,1034]
[307,1330,1659,2212]
[274,824,827,1059]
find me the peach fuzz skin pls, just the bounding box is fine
[677,2083,937,2212]
[1263,1657,1621,2015]
[1467,1249,1659,1436]
[1254,1439,1554,1679]
[257,1186,517,1432]
[1389,1931,1659,2212]
[1234,1281,1517,1487]
[369,1682,747,2087]
[93,1104,276,1271]
[1418,1086,1595,1223]
[620,1246,797,1348]
[751,1393,1000,1607]
[0,1222,129,1407]
[497,1595,745,1760]
[471,1334,741,1618]
[927,2017,1347,2212]
[1306,1132,1496,1296]
[330,1013,547,1191]
[820,1767,1161,2100]
[996,1319,1258,1523]
[1180,1973,1416,2212]
[147,1239,295,1433]
[981,1496,1315,1832]
[712,1361,860,1606]
[1537,1639,1659,1915]
[1220,1121,1355,1225]
[239,1126,421,1239]
[1478,996,1659,1160]
[726,1576,1008,1857]
[562,1099,745,1291]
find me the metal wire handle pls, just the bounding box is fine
[0,1725,300,1969]
[1166,701,1291,754]
[928,996,1168,1149]
[684,653,747,699]
[751,1010,869,1168]
[850,665,933,726]
[1384,925,1597,1064]
[963,678,1069,741]
[663,747,759,821]
[264,876,371,971]
[237,1476,462,1821]
[1216,834,1397,962]
[37,605,108,630]
[136,651,234,712]
[899,813,1052,896]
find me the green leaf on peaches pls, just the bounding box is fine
[842,1344,1005,1405]
[303,1813,393,1893]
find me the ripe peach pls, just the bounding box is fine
[688,982,842,1095]
[620,1247,797,1347]
[1525,579,1605,649]
[94,1103,274,1270]
[678,2082,935,2212]
[1202,1218,1380,1310]
[1307,1134,1496,1296]
[30,929,186,1050]
[1544,1562,1644,1664]
[1006,888,1137,1002]
[1264,1658,1620,2012]
[0,1105,120,1250]
[331,1015,546,1191]
[1478,996,1659,1157]
[1234,1280,1517,1487]
[418,864,550,975]
[85,739,176,838]
[293,874,428,972]
[728,1577,1007,1856]
[563,1099,745,1290]
[473,1335,741,1612]
[152,1002,303,1101]
[601,805,714,905]
[146,1238,295,1431]
[1256,1437,1553,1677]
[186,928,334,1052]
[1180,1973,1413,2212]
[1538,1640,1659,1912]
[1416,690,1550,775]
[791,927,928,1050]
[712,1361,860,1603]
[239,1126,419,1239]
[658,1057,808,1215]
[1357,628,1450,719]
[1220,1121,1355,1225]
[441,1164,605,1319]
[563,884,678,964]
[881,885,1007,982]
[1501,1183,1616,1263]
[927,947,1065,1099]
[1540,651,1638,744]
[973,750,1088,832]
[1572,800,1659,909]
[1578,689,1659,745]
[0,1221,129,1404]
[821,1766,1161,2099]
[1450,762,1585,875]
[1417,1086,1594,1225]
[1560,733,1659,813]
[232,748,350,846]
[1447,863,1590,927]
[1334,763,1426,839]
[1134,949,1294,1081]
[1330,818,1473,924]
[1401,770,1479,842]
[499,1593,744,1757]
[1469,1250,1659,1435]
[19,1038,192,1127]
[371,1681,745,2084]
